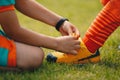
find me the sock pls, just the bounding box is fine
[83,0,120,53]
[100,0,110,6]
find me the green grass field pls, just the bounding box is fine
[0,0,120,80]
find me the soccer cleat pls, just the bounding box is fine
[46,38,100,64]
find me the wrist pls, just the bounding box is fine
[55,18,69,31]
[54,37,60,51]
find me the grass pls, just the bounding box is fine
[0,0,120,80]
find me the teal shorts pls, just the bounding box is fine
[0,0,15,6]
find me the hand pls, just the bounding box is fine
[56,36,80,54]
[59,21,80,38]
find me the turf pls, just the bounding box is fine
[0,0,120,80]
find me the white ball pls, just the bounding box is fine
[118,45,120,50]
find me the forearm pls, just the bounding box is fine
[15,0,62,26]
[5,26,58,49]
[0,11,58,50]
[0,5,80,54]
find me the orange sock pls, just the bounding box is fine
[83,0,120,53]
[100,0,110,6]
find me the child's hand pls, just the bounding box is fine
[59,21,80,38]
[56,36,80,55]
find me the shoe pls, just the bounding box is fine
[46,38,100,64]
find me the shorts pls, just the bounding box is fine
[0,30,16,67]
[0,0,15,6]
[0,0,15,12]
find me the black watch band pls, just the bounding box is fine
[55,18,69,31]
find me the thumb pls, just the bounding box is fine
[68,28,74,36]
[69,33,79,40]
[71,50,78,55]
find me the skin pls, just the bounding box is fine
[0,0,80,70]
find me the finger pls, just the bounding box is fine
[74,45,80,49]
[73,39,81,45]
[61,32,68,36]
[70,32,80,40]
[75,28,80,35]
[70,34,79,40]
[76,40,81,45]
[70,50,78,55]
[72,28,80,37]
[59,29,68,36]
[68,28,74,36]
[75,30,80,38]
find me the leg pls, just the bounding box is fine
[46,0,120,64]
[100,0,110,6]
[0,30,44,70]
[15,42,44,70]
[83,0,120,53]
[0,41,44,71]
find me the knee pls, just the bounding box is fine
[19,49,44,70]
[31,50,44,69]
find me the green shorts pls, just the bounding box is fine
[0,0,15,6]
